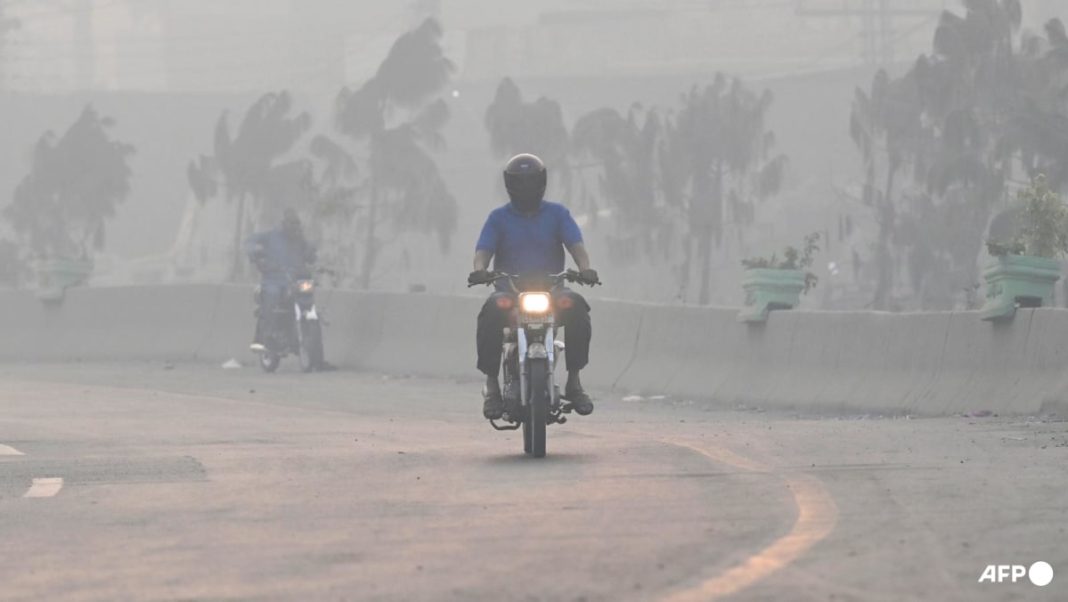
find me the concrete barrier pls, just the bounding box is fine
[1,285,252,363]
[1,285,1066,416]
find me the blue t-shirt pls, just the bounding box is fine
[244,228,317,284]
[475,201,583,276]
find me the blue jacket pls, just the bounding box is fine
[245,228,317,284]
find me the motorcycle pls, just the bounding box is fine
[470,270,600,458]
[253,269,326,373]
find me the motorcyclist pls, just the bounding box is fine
[468,153,600,420]
[245,208,317,352]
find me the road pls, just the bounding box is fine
[1,361,1065,601]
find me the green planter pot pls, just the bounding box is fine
[35,257,93,302]
[979,254,1061,321]
[738,268,806,323]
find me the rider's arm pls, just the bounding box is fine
[559,207,591,271]
[244,231,266,260]
[566,243,592,272]
[473,249,493,272]
[473,212,499,272]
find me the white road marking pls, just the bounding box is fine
[0,444,24,456]
[23,477,64,498]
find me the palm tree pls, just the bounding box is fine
[484,78,571,197]
[570,105,669,262]
[334,18,458,289]
[186,155,218,205]
[303,134,360,277]
[5,106,134,260]
[661,75,787,305]
[191,91,311,280]
[849,68,924,309]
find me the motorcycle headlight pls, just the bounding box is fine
[297,280,314,293]
[519,292,551,314]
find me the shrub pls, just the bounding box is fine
[987,175,1068,258]
[742,232,821,293]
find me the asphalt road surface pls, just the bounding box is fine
[1,361,1066,602]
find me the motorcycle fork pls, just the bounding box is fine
[517,324,558,410]
[502,328,518,401]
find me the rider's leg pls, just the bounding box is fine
[477,292,513,418]
[252,282,285,348]
[554,289,594,415]
[477,292,514,379]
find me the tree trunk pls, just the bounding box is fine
[872,167,896,310]
[359,179,379,290]
[678,236,693,303]
[229,194,247,282]
[697,228,714,306]
[185,202,200,265]
[697,164,722,306]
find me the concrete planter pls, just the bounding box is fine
[738,268,806,323]
[979,254,1061,321]
[35,257,93,302]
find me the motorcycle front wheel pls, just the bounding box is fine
[522,412,532,454]
[525,359,550,458]
[259,351,280,373]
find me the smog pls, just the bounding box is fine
[0,1,1065,600]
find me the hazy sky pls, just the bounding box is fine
[0,0,986,93]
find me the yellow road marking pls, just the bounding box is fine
[660,440,838,602]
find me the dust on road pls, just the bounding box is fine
[1,362,1065,601]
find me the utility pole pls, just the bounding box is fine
[796,0,944,67]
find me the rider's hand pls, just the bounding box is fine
[468,269,494,286]
[578,268,600,285]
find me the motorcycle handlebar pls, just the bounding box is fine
[254,259,324,281]
[467,270,601,289]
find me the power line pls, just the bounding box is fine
[765,8,940,79]
[795,0,946,66]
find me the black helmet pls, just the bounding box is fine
[503,153,547,213]
[281,208,302,238]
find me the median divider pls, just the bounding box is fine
[1,285,1066,415]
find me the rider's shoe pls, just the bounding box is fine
[483,380,505,420]
[562,386,594,416]
[249,342,266,353]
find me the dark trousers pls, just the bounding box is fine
[254,282,286,343]
[477,289,591,378]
